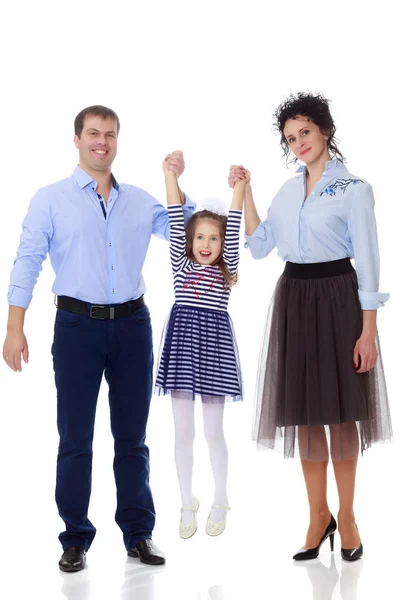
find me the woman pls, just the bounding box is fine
[229,92,392,561]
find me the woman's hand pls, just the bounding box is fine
[228,165,249,189]
[353,334,378,373]
[234,169,251,189]
[162,150,185,177]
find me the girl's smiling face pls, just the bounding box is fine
[192,219,223,265]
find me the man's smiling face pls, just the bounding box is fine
[74,114,118,173]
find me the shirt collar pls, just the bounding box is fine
[296,159,348,176]
[72,165,120,191]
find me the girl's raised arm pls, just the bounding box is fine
[230,170,249,211]
[223,173,248,274]
[163,151,184,206]
[162,151,191,273]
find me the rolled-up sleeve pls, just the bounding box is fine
[8,189,53,309]
[244,207,276,259]
[348,182,389,309]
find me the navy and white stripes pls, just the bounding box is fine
[154,204,243,401]
[168,204,242,311]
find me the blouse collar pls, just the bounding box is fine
[296,159,348,176]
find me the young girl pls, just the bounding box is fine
[229,92,392,561]
[155,151,247,538]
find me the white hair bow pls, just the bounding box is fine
[200,196,227,215]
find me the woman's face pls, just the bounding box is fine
[283,116,328,165]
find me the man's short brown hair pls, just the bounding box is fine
[74,105,120,138]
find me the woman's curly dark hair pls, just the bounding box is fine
[273,92,345,164]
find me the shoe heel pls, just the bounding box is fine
[329,532,335,552]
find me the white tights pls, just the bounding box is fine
[171,393,228,524]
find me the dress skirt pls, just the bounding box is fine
[155,303,243,402]
[252,258,392,460]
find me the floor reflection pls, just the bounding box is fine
[60,568,93,600]
[60,558,164,600]
[339,559,364,599]
[207,555,364,600]
[294,554,363,600]
[59,550,364,600]
[120,560,161,599]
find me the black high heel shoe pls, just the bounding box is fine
[293,515,337,561]
[341,525,363,562]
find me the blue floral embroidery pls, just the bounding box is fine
[319,178,364,197]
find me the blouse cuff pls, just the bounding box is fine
[244,222,265,248]
[358,290,390,310]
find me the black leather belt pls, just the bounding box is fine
[56,295,145,320]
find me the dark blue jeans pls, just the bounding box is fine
[51,305,155,552]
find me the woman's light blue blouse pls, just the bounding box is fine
[245,160,389,310]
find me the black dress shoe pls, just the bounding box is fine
[341,525,363,561]
[341,543,363,561]
[293,515,337,561]
[59,546,86,572]
[128,539,165,565]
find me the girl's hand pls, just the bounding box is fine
[353,334,378,373]
[162,150,185,177]
[228,165,249,188]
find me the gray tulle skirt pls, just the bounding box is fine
[252,258,392,460]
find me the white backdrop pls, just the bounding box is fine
[0,1,398,599]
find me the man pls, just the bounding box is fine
[2,105,194,572]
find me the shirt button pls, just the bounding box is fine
[112,288,115,293]
[109,242,112,246]
[111,265,114,270]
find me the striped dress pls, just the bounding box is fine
[155,204,243,402]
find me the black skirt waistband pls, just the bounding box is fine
[283,258,355,279]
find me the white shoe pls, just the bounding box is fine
[206,504,231,536]
[179,497,200,539]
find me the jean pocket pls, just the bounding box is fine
[130,305,151,324]
[55,309,82,328]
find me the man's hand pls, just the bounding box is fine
[3,330,29,372]
[163,150,185,178]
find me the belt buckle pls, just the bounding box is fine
[89,305,115,319]
[90,304,106,319]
